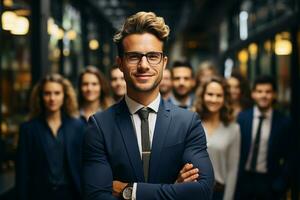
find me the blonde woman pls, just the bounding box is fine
[193,76,240,200]
[16,74,85,200]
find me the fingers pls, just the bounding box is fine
[180,163,194,174]
[181,168,199,181]
[176,163,200,183]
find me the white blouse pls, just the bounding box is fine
[204,122,241,200]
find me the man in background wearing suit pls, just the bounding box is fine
[82,11,214,200]
[236,75,291,200]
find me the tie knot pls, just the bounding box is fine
[137,107,150,120]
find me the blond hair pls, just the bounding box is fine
[29,74,79,119]
[113,11,170,56]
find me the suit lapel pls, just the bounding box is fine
[116,100,144,181]
[148,100,171,183]
[245,109,254,160]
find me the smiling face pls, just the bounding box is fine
[252,83,275,112]
[172,67,194,98]
[43,81,64,114]
[203,82,225,114]
[81,73,101,103]
[117,33,167,99]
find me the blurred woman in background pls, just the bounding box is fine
[78,66,113,122]
[16,74,84,200]
[227,72,252,118]
[193,76,240,200]
[195,60,219,89]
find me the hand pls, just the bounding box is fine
[175,163,199,183]
[112,180,128,198]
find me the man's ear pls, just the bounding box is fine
[163,56,168,70]
[251,90,256,100]
[116,56,123,72]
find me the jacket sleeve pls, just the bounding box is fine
[136,113,215,200]
[82,116,118,200]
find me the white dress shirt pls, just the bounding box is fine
[245,106,273,173]
[124,94,161,200]
[204,122,240,200]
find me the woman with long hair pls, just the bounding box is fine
[227,72,253,118]
[78,66,113,122]
[16,74,84,200]
[193,76,240,200]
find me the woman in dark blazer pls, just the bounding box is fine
[16,74,85,200]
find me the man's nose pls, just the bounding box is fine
[138,56,149,70]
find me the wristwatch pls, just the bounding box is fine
[121,183,133,200]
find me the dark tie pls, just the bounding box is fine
[250,115,265,171]
[137,107,151,182]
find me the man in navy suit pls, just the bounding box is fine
[236,75,291,200]
[82,11,214,200]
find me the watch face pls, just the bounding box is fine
[122,187,133,200]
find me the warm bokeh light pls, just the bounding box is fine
[63,49,70,57]
[238,49,249,63]
[248,43,258,57]
[264,40,272,52]
[275,39,292,55]
[2,11,17,31]
[66,30,77,40]
[89,39,99,50]
[275,32,292,56]
[11,16,30,35]
[3,0,13,7]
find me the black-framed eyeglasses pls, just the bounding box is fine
[124,52,164,65]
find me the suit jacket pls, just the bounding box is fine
[237,108,291,193]
[16,115,85,200]
[83,98,214,200]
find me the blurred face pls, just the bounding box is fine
[159,69,172,95]
[117,33,167,97]
[252,83,275,111]
[227,77,241,101]
[203,82,224,114]
[172,67,194,98]
[110,68,126,97]
[43,82,64,113]
[198,68,214,85]
[81,73,101,103]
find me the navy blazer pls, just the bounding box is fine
[83,99,214,200]
[237,108,291,192]
[16,116,85,200]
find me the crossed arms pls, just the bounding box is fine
[82,114,214,200]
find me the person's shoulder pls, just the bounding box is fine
[20,117,40,128]
[227,121,239,130]
[93,101,120,121]
[237,107,253,120]
[65,116,85,127]
[273,109,291,124]
[163,100,197,119]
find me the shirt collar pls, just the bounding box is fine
[253,105,273,119]
[169,93,193,108]
[125,93,161,115]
